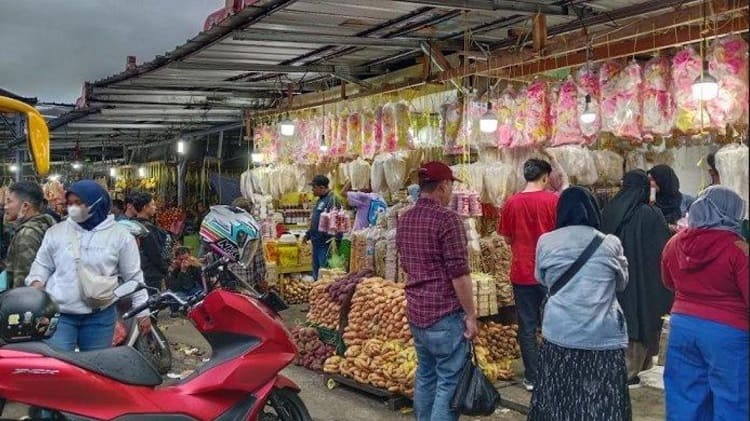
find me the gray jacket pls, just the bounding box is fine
[536,226,629,351]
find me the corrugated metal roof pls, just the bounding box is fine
[47,0,731,160]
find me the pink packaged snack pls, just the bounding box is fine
[642,56,675,139]
[523,80,550,145]
[706,35,749,132]
[550,76,583,146]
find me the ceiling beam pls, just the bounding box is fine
[90,87,281,99]
[83,115,240,123]
[66,123,176,130]
[232,29,465,51]
[329,73,373,90]
[395,0,571,16]
[100,108,240,116]
[169,61,348,74]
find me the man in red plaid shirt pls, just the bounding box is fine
[397,161,477,421]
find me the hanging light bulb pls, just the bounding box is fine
[72,161,82,171]
[692,63,719,101]
[177,140,186,154]
[49,174,61,181]
[319,133,328,153]
[279,115,295,136]
[580,94,597,124]
[479,101,498,133]
[9,164,19,173]
[251,152,264,163]
[109,167,117,177]
[138,167,146,178]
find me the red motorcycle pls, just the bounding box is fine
[0,257,311,420]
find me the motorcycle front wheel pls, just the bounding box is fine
[259,388,312,421]
[135,326,172,374]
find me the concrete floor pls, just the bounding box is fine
[1,305,665,420]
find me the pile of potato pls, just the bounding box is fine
[342,278,413,346]
[278,277,313,305]
[290,326,336,372]
[324,339,416,398]
[473,321,520,382]
[307,280,341,329]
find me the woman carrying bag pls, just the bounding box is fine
[26,180,150,352]
[529,186,631,421]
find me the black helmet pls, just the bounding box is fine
[0,287,60,343]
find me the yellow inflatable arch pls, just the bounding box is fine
[0,95,50,176]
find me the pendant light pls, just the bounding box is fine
[479,101,498,133]
[109,167,117,178]
[692,0,719,101]
[138,166,146,178]
[251,152,264,163]
[580,94,597,124]
[177,140,186,155]
[279,115,295,136]
[692,63,719,101]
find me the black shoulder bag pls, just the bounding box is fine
[541,232,605,320]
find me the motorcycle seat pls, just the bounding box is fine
[4,341,163,387]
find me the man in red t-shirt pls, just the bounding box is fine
[499,159,558,391]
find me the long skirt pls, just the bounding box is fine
[528,341,632,421]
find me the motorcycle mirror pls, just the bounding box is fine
[114,280,141,298]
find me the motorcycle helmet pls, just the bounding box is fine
[200,205,261,267]
[0,287,60,343]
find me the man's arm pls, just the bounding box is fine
[441,215,477,339]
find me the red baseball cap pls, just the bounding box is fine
[418,161,461,183]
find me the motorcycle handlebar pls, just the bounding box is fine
[202,256,231,273]
[122,300,151,319]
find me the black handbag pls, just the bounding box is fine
[450,345,500,416]
[541,232,605,320]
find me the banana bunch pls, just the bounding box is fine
[475,345,514,383]
[332,338,416,397]
[323,355,343,374]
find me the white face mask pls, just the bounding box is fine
[650,187,657,203]
[67,205,90,223]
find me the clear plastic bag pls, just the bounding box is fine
[524,80,550,145]
[370,154,388,194]
[361,109,377,159]
[550,76,583,146]
[599,61,622,134]
[349,158,372,191]
[672,47,706,134]
[707,36,750,132]
[442,100,464,154]
[496,87,516,148]
[611,61,643,141]
[642,56,675,138]
[382,104,398,153]
[625,150,647,173]
[394,102,412,151]
[347,113,363,157]
[546,145,598,186]
[715,144,749,215]
[384,152,408,193]
[576,65,601,143]
[592,150,624,185]
[510,89,530,148]
[482,162,516,207]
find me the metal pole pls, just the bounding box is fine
[177,159,186,208]
[15,116,24,182]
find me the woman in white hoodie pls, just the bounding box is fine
[26,180,150,352]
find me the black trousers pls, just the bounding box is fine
[513,284,547,384]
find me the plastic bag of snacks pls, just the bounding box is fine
[483,163,516,208]
[715,143,749,216]
[496,87,516,148]
[371,154,388,194]
[349,158,372,191]
[706,36,749,131]
[347,112,363,157]
[523,80,550,145]
[642,56,675,139]
[361,109,377,159]
[611,61,643,141]
[441,101,463,154]
[335,115,349,157]
[576,65,601,144]
[592,150,624,185]
[394,102,412,151]
[384,152,409,193]
[546,145,598,186]
[550,76,582,146]
[382,103,398,153]
[672,47,705,134]
[599,61,622,134]
[510,89,530,148]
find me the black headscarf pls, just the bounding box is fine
[556,186,601,230]
[601,170,651,235]
[648,165,683,224]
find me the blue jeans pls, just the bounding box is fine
[45,306,116,352]
[311,242,329,280]
[410,312,469,421]
[513,284,546,384]
[665,314,748,421]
